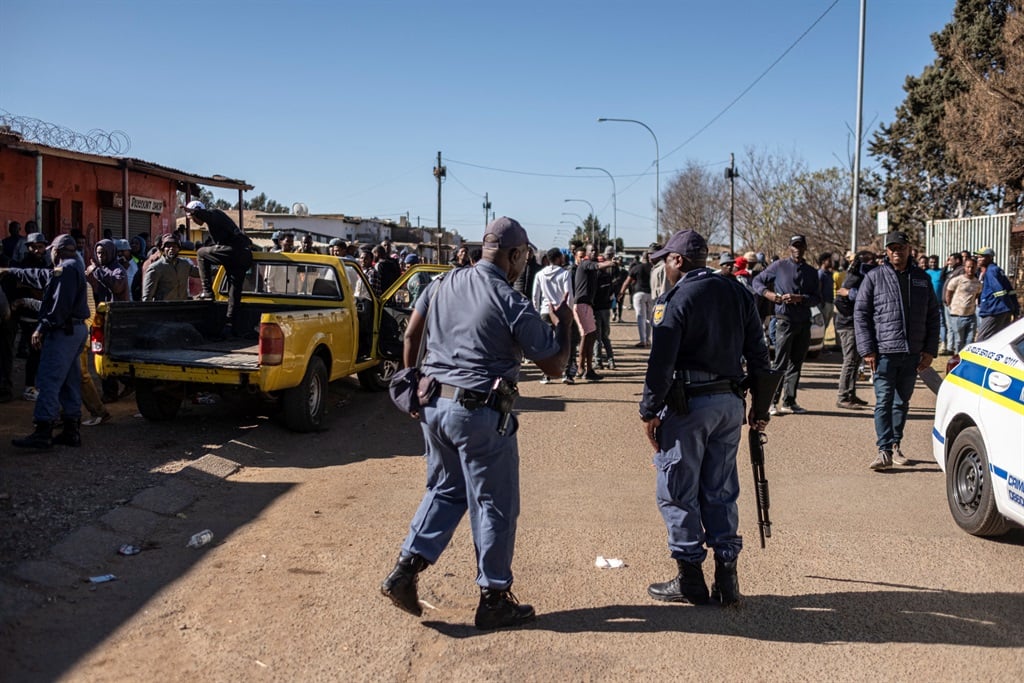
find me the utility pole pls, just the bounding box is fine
[483,192,491,230]
[433,150,446,263]
[850,0,867,254]
[725,152,738,254]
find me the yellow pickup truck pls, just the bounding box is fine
[91,252,448,431]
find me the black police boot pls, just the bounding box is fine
[52,419,82,447]
[474,587,536,630]
[380,553,430,616]
[12,422,53,450]
[710,557,741,606]
[647,559,710,605]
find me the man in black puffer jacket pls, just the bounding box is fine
[854,231,940,471]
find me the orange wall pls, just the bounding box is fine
[0,148,178,245]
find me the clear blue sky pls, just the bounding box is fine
[3,0,954,248]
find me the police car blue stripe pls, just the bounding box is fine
[952,357,988,388]
[991,464,1009,481]
[950,357,1024,410]
[932,426,945,445]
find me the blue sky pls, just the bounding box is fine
[3,0,954,248]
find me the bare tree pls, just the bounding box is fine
[733,147,806,258]
[661,160,729,245]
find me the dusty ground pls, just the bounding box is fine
[2,314,1022,682]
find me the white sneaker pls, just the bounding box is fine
[773,404,793,416]
[22,387,39,401]
[769,404,779,416]
[539,376,551,385]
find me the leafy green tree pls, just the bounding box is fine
[869,0,1010,229]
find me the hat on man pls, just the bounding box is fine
[160,233,180,247]
[790,234,807,246]
[49,234,77,252]
[404,253,420,265]
[482,216,536,251]
[973,246,995,257]
[114,238,131,252]
[734,256,749,271]
[183,200,205,214]
[604,245,616,257]
[719,253,735,266]
[649,230,708,262]
[885,231,909,247]
[26,232,46,245]
[328,237,345,248]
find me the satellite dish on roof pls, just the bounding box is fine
[292,202,309,216]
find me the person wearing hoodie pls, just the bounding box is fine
[114,239,139,301]
[86,238,129,402]
[532,247,575,384]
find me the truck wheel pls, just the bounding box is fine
[946,427,1010,536]
[135,380,183,422]
[284,356,328,432]
[358,359,398,392]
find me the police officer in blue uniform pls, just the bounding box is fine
[381,217,572,630]
[640,230,771,606]
[8,235,90,449]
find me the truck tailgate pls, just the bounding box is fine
[107,338,260,371]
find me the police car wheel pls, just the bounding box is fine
[946,427,1010,537]
[284,356,328,432]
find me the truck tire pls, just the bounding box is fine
[284,356,328,432]
[946,427,1010,537]
[358,359,399,392]
[135,380,183,422]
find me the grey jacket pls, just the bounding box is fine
[854,261,940,357]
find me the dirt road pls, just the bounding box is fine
[2,315,1022,681]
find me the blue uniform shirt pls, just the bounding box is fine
[415,260,560,393]
[38,257,89,333]
[752,257,821,323]
[978,262,1019,317]
[640,267,770,420]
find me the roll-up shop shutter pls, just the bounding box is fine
[100,209,154,243]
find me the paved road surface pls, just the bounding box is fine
[2,313,1022,681]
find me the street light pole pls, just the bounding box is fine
[564,198,596,247]
[575,166,616,249]
[561,212,586,245]
[598,117,659,243]
[850,0,867,255]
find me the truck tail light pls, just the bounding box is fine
[260,323,284,366]
[90,313,106,354]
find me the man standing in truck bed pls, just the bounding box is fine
[183,201,253,336]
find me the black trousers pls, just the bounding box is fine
[198,245,253,324]
[772,318,811,406]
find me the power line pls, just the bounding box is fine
[661,0,841,161]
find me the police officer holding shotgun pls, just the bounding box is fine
[639,229,774,607]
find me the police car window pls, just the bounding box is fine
[1011,333,1024,362]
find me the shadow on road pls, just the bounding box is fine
[423,585,1024,645]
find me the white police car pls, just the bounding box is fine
[933,317,1024,536]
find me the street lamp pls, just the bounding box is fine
[564,198,596,246]
[598,117,659,243]
[561,213,586,244]
[575,166,616,248]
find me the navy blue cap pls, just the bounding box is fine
[650,230,708,262]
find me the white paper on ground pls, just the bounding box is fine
[595,555,625,569]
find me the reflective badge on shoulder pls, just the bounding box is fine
[653,303,666,326]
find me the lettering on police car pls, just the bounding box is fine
[1008,474,1024,509]
[988,372,1012,394]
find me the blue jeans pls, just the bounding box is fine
[872,352,920,450]
[34,323,88,423]
[950,315,976,354]
[402,396,521,589]
[654,392,744,563]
